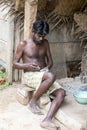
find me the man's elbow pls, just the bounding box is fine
[13,61,17,69]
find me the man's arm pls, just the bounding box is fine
[45,40,53,69]
[13,41,29,70]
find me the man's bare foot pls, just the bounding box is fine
[28,100,44,115]
[40,120,58,130]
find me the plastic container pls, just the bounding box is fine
[73,87,87,104]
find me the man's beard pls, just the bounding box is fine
[33,36,43,45]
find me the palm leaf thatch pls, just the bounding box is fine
[0,0,86,30]
[73,13,87,49]
[46,0,87,30]
[0,0,24,31]
[74,11,87,76]
[0,0,87,32]
[74,13,87,34]
[54,0,85,16]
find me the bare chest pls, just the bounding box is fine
[24,43,46,59]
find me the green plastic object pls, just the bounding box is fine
[73,87,87,104]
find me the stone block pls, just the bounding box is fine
[16,87,34,105]
[55,95,87,130]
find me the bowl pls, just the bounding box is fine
[73,87,87,104]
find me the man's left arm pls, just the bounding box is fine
[45,40,53,70]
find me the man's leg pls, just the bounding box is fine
[29,72,55,114]
[40,88,66,128]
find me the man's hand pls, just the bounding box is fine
[29,63,40,71]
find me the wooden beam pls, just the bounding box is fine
[15,0,20,11]
[24,0,38,39]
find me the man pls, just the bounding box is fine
[13,20,66,130]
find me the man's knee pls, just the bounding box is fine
[54,88,66,98]
[60,89,66,97]
[44,72,56,81]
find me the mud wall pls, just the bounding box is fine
[46,25,83,78]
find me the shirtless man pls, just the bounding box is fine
[13,20,66,130]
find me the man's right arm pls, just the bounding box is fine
[13,41,30,70]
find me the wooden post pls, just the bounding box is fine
[7,16,14,82]
[15,0,20,11]
[21,0,38,80]
[24,0,38,39]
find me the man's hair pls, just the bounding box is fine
[32,20,49,35]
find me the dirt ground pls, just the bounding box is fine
[0,83,49,130]
[0,83,68,130]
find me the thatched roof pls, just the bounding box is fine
[0,0,87,32]
[0,0,24,31]
[45,0,87,30]
[54,0,86,15]
[74,13,87,34]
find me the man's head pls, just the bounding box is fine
[32,20,49,44]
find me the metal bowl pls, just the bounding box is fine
[73,87,87,104]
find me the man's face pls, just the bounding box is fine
[33,33,46,44]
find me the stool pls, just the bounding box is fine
[16,84,51,108]
[16,84,35,105]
